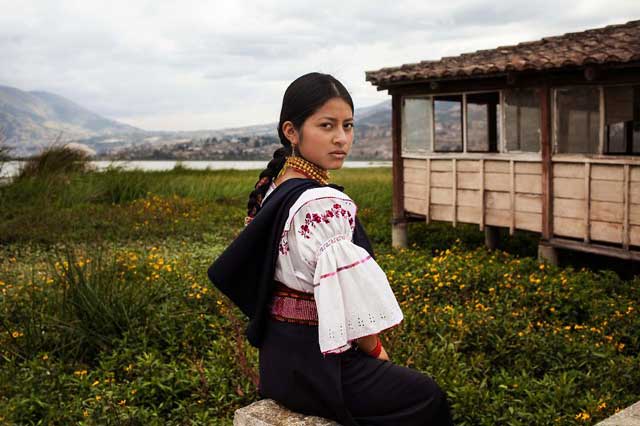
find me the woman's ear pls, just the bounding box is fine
[282,121,299,145]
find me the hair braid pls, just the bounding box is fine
[246,144,291,223]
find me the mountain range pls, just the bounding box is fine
[0,85,391,160]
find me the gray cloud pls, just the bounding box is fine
[0,0,638,130]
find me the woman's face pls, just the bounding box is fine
[284,97,354,170]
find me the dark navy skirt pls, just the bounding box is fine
[258,318,454,426]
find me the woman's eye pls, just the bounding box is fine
[344,123,354,129]
[321,123,332,129]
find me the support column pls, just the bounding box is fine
[391,93,407,248]
[392,219,408,248]
[484,225,499,250]
[538,242,558,266]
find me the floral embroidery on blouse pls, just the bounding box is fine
[278,237,290,255]
[298,203,354,239]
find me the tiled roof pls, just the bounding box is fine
[366,20,640,87]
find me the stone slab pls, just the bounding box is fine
[597,401,640,426]
[234,399,341,426]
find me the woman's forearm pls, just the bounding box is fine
[355,334,379,353]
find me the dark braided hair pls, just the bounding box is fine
[246,72,354,222]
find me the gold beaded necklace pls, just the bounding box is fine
[278,155,330,185]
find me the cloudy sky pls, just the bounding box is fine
[1,1,639,131]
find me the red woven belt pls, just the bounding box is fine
[268,281,318,326]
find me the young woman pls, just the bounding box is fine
[208,73,453,426]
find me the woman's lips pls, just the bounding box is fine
[330,151,346,158]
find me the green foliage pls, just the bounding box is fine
[0,167,637,425]
[16,143,92,180]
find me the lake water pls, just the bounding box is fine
[0,160,391,179]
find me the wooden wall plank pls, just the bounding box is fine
[431,188,452,205]
[485,161,510,174]
[630,225,640,246]
[631,166,640,182]
[458,172,481,190]
[553,163,584,179]
[405,183,426,200]
[486,191,511,210]
[404,197,426,215]
[554,198,584,219]
[431,172,453,188]
[515,212,543,232]
[515,174,543,194]
[458,189,481,207]
[457,206,481,224]
[553,217,584,239]
[515,194,543,213]
[631,182,640,204]
[591,164,624,181]
[623,164,630,250]
[485,209,511,227]
[584,162,591,243]
[591,221,623,244]
[510,160,516,235]
[485,173,511,191]
[480,159,485,231]
[431,160,453,172]
[554,177,585,199]
[630,204,640,226]
[431,204,453,221]
[591,201,624,223]
[403,167,428,183]
[425,158,431,224]
[457,160,479,172]
[515,162,542,175]
[404,158,427,170]
[591,180,624,203]
[452,159,458,227]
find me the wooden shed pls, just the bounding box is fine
[365,20,640,263]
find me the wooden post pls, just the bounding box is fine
[623,164,630,250]
[479,159,485,231]
[540,85,553,240]
[539,85,557,263]
[510,159,515,236]
[485,226,499,250]
[452,158,458,227]
[425,158,431,224]
[391,94,407,248]
[584,162,591,243]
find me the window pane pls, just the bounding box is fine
[434,95,462,152]
[556,87,600,154]
[467,92,499,152]
[605,86,633,154]
[402,97,432,153]
[504,89,540,152]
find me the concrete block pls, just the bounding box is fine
[596,400,640,426]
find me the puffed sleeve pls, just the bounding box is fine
[288,193,404,355]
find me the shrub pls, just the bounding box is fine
[17,143,92,180]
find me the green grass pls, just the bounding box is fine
[0,165,638,425]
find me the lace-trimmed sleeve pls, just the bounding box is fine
[287,193,404,355]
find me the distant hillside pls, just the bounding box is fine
[0,85,141,156]
[0,84,392,160]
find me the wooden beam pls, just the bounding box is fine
[452,158,458,227]
[479,159,485,231]
[392,94,405,222]
[425,158,431,224]
[623,164,630,250]
[510,159,515,235]
[584,162,591,243]
[540,85,553,240]
[549,237,640,261]
[599,86,605,155]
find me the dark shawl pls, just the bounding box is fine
[207,178,375,348]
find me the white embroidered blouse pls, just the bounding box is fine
[263,181,404,355]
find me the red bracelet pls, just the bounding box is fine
[367,336,382,358]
